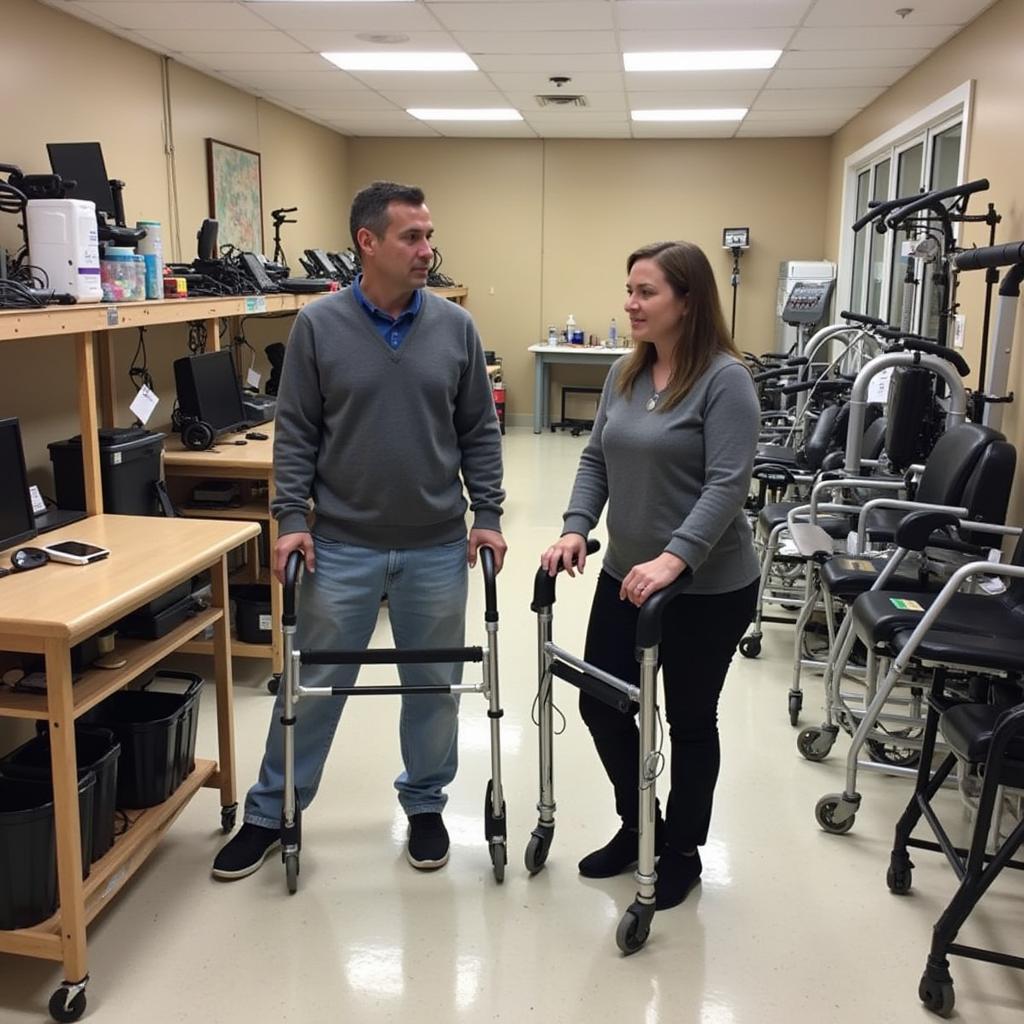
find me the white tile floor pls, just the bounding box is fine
[3,427,1023,1022]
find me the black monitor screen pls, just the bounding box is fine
[0,418,39,551]
[177,350,246,433]
[47,142,116,219]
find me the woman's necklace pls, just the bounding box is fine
[646,390,661,412]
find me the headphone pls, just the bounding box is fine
[181,417,216,451]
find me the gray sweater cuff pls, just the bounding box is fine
[561,514,593,538]
[277,512,311,537]
[664,536,704,571]
[472,510,503,533]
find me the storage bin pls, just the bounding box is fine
[231,584,272,644]
[83,672,202,808]
[2,727,120,862]
[0,772,96,929]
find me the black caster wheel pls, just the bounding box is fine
[49,986,87,1023]
[615,902,654,956]
[267,674,281,696]
[797,728,832,762]
[788,691,802,727]
[490,842,507,884]
[815,794,856,835]
[220,804,237,834]
[887,856,914,895]
[919,974,955,1017]
[285,852,300,894]
[524,826,553,875]
[739,635,761,659]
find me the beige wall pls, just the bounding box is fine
[824,0,1024,515]
[349,136,831,422]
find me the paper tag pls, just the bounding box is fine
[246,367,261,389]
[258,614,272,632]
[979,577,1006,595]
[988,547,1002,564]
[28,485,47,516]
[106,306,119,326]
[838,558,876,573]
[889,598,923,610]
[244,296,267,314]
[846,531,859,554]
[868,367,893,404]
[129,384,159,425]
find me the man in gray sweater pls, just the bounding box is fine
[213,181,506,880]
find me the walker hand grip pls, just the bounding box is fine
[479,545,498,623]
[634,570,692,654]
[531,538,601,612]
[283,550,303,626]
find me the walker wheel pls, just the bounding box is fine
[887,859,913,895]
[815,794,855,835]
[267,674,281,695]
[788,691,802,726]
[524,828,553,875]
[797,728,832,762]
[285,852,300,894]
[49,987,87,1023]
[615,903,652,956]
[739,635,761,659]
[490,842,506,884]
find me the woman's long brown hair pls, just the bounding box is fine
[616,240,745,411]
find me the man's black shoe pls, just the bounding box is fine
[407,812,450,869]
[212,823,280,880]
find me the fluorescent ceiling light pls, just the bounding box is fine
[322,52,477,72]
[407,108,523,122]
[631,108,748,122]
[624,50,781,72]
[252,2,414,4]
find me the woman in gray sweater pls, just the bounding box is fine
[541,240,760,910]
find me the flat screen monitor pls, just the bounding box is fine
[0,418,39,551]
[47,142,116,220]
[174,350,246,433]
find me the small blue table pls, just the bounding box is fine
[530,343,630,433]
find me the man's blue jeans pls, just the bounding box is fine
[244,536,467,828]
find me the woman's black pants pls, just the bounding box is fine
[579,571,757,852]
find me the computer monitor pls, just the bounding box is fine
[174,350,247,434]
[46,142,117,221]
[0,418,39,551]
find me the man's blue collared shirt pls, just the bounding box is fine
[352,275,422,350]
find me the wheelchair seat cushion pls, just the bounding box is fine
[819,554,934,602]
[938,702,1024,769]
[850,591,999,649]
[755,444,797,467]
[759,503,851,538]
[889,606,1024,673]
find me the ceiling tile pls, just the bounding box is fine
[778,48,930,69]
[376,88,513,107]
[619,28,793,50]
[631,124,738,138]
[504,90,627,112]
[791,25,961,50]
[132,29,306,53]
[224,70,367,92]
[625,70,771,92]
[742,108,860,124]
[245,1,441,32]
[766,66,907,89]
[73,2,267,31]
[530,124,632,138]
[434,122,538,138]
[429,2,614,32]
[804,0,994,28]
[346,71,496,92]
[615,1,811,31]
[754,85,885,110]
[487,72,626,93]
[473,53,624,72]
[627,90,758,108]
[197,52,341,72]
[261,90,401,111]
[452,31,618,54]
[735,124,833,136]
[287,29,459,51]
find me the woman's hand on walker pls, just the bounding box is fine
[620,552,687,606]
[540,533,588,577]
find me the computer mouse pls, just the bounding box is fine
[10,547,50,572]
[245,431,269,441]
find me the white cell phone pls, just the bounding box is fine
[41,540,111,565]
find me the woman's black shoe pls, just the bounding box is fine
[655,848,702,909]
[578,820,665,879]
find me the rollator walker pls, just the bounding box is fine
[524,540,690,955]
[277,546,507,892]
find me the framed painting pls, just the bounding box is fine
[206,138,264,254]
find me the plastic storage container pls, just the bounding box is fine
[100,245,145,302]
[231,584,272,644]
[2,727,120,863]
[25,198,102,303]
[0,772,96,929]
[137,220,164,299]
[83,672,202,809]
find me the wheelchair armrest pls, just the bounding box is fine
[788,523,834,560]
[856,498,969,551]
[893,510,960,552]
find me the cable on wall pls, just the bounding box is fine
[161,55,183,262]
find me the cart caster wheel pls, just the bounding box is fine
[285,852,300,894]
[267,674,281,696]
[815,794,856,835]
[797,727,834,762]
[739,635,761,659]
[525,826,554,875]
[49,986,87,1023]
[490,842,507,884]
[615,902,654,956]
[887,855,914,895]
[220,804,237,833]
[919,973,955,1017]
[788,690,802,726]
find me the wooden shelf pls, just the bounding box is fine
[0,608,221,721]
[179,636,273,659]
[430,286,468,303]
[179,501,271,522]
[0,759,216,953]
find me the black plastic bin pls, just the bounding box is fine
[0,772,95,930]
[83,672,202,809]
[2,727,120,863]
[231,584,272,644]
